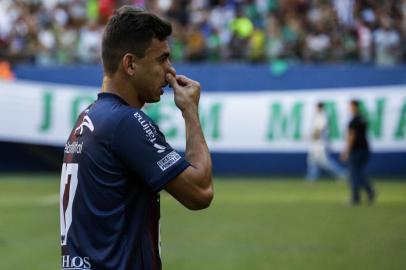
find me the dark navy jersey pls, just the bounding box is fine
[349,114,369,151]
[60,93,189,270]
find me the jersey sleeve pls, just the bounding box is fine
[112,110,190,192]
[349,118,357,130]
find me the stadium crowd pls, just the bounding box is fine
[0,0,405,66]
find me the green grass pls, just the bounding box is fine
[0,175,405,270]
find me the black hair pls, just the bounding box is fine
[101,5,172,75]
[350,99,360,109]
[317,102,324,109]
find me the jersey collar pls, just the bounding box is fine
[97,92,129,105]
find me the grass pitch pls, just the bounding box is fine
[0,175,405,270]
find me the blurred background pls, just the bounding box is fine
[0,0,405,269]
[1,0,405,175]
[1,0,406,65]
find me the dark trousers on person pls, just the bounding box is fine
[348,149,375,204]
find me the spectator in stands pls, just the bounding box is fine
[37,22,57,65]
[69,0,88,25]
[206,27,222,61]
[185,24,206,61]
[333,0,355,27]
[168,20,186,62]
[401,0,406,61]
[303,22,332,62]
[77,20,103,64]
[265,14,285,61]
[342,28,358,61]
[56,18,79,64]
[356,17,373,63]
[373,16,402,66]
[281,12,305,60]
[249,24,266,62]
[208,0,235,59]
[0,0,404,65]
[98,0,117,23]
[229,6,254,59]
[166,0,189,27]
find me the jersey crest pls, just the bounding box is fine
[75,115,94,136]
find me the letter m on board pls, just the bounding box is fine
[267,102,303,140]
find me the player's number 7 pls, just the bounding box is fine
[60,163,79,246]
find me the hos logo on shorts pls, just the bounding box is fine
[62,255,92,269]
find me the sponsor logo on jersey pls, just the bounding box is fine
[134,111,159,143]
[75,115,94,136]
[153,143,166,153]
[157,150,181,171]
[61,255,92,270]
[64,142,83,154]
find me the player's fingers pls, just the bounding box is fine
[176,75,199,87]
[166,73,179,88]
[168,67,176,77]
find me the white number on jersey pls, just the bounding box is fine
[60,163,79,246]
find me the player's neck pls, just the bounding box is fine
[101,75,144,108]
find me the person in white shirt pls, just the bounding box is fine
[373,16,401,66]
[306,102,346,181]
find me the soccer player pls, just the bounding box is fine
[59,6,213,270]
[341,100,375,205]
[306,102,346,181]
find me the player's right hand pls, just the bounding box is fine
[166,73,201,113]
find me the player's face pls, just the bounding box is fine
[350,103,357,115]
[134,39,173,103]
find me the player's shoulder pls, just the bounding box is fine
[116,107,158,134]
[349,115,362,128]
[111,107,165,153]
[91,93,146,122]
[89,93,160,138]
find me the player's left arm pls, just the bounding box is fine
[163,74,213,210]
[341,128,355,162]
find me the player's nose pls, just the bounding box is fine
[167,66,176,78]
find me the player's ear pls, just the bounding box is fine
[122,53,137,76]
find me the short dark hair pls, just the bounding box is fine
[350,99,360,109]
[102,6,172,75]
[317,102,324,109]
